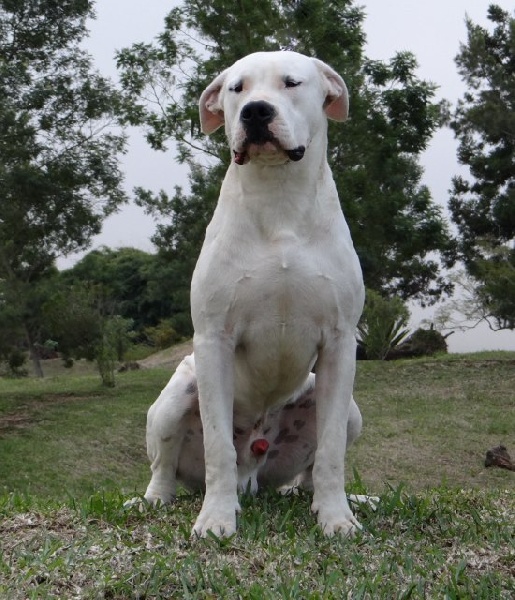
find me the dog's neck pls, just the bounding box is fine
[222,130,339,237]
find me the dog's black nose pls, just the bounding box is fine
[240,101,276,125]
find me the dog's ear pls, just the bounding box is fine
[199,70,228,134]
[313,59,349,122]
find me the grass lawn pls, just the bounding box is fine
[0,353,514,598]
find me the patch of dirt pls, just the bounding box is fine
[138,340,193,371]
[0,412,35,434]
[0,394,96,437]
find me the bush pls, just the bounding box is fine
[143,319,180,350]
[387,326,448,359]
[96,316,135,387]
[7,347,28,376]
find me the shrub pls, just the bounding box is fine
[143,319,180,350]
[7,347,28,376]
[387,326,448,359]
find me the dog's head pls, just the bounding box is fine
[199,51,348,166]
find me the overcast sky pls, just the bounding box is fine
[70,0,514,353]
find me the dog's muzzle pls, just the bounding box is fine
[235,100,306,165]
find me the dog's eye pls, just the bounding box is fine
[230,82,243,93]
[285,78,301,89]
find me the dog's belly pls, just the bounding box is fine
[233,324,318,411]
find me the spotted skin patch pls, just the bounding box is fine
[186,381,197,395]
[273,428,300,444]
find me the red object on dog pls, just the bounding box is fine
[250,438,269,457]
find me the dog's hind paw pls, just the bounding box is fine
[348,494,380,511]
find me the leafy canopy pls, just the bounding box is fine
[0,0,127,282]
[0,0,127,374]
[449,4,515,329]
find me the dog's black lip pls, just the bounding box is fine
[233,140,306,165]
[286,146,306,161]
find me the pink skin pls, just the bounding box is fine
[250,438,270,457]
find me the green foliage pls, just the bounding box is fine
[472,248,515,329]
[388,326,448,359]
[44,282,135,386]
[105,315,135,362]
[62,246,193,336]
[5,347,27,377]
[0,0,127,373]
[63,247,157,328]
[44,282,102,362]
[95,316,134,387]
[357,289,410,359]
[449,5,515,329]
[143,319,180,350]
[116,0,453,327]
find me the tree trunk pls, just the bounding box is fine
[25,324,44,377]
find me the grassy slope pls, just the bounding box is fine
[0,353,514,598]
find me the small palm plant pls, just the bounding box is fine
[357,289,410,360]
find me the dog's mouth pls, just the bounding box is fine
[233,142,306,165]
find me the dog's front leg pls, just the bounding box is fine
[191,334,240,538]
[311,332,361,536]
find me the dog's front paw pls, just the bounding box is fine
[191,495,240,539]
[144,491,175,507]
[312,495,362,537]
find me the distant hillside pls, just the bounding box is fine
[138,339,193,371]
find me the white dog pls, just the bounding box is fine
[143,51,365,538]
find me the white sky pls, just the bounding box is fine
[66,0,514,353]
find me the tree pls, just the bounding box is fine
[116,0,454,335]
[433,266,515,333]
[64,247,157,329]
[44,281,135,386]
[0,0,127,375]
[449,5,515,330]
[62,246,190,335]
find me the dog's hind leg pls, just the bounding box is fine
[274,394,362,495]
[143,355,198,505]
[347,396,362,447]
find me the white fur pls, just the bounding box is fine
[149,51,365,538]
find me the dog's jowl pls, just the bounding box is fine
[140,51,366,538]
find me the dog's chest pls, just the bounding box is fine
[234,236,337,324]
[192,213,363,405]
